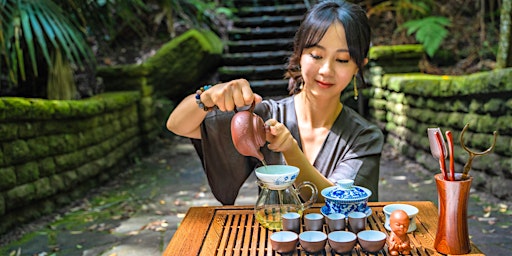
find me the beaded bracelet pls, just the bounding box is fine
[195,85,215,111]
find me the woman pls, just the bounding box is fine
[167,0,384,205]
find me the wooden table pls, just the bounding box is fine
[164,201,484,256]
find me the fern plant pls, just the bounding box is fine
[0,0,95,98]
[399,16,452,58]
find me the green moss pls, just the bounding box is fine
[494,135,511,156]
[475,114,498,133]
[46,134,79,155]
[369,44,424,60]
[1,92,141,123]
[76,163,100,179]
[446,112,464,128]
[369,99,387,110]
[451,99,469,113]
[49,174,65,191]
[28,99,55,119]
[39,157,56,177]
[15,161,40,184]
[92,92,140,110]
[497,116,512,134]
[0,123,17,142]
[70,100,106,117]
[0,167,16,190]
[33,177,54,198]
[483,99,504,114]
[0,99,5,119]
[468,99,482,113]
[0,97,31,120]
[54,151,88,170]
[61,170,79,187]
[472,132,498,151]
[5,183,36,209]
[2,140,30,165]
[26,136,51,159]
[49,100,72,118]
[144,29,222,98]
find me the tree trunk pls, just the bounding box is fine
[496,0,512,68]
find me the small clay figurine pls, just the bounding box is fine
[387,209,411,255]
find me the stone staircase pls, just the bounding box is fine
[218,0,309,96]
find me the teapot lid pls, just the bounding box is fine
[322,179,371,202]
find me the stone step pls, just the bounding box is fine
[228,26,297,41]
[226,38,294,53]
[218,0,305,97]
[233,15,303,28]
[218,64,286,82]
[249,79,290,96]
[223,50,291,66]
[238,3,307,17]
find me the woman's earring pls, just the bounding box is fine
[353,75,358,100]
[299,81,304,90]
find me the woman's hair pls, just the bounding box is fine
[286,0,371,94]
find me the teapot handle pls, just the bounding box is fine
[295,181,318,209]
[233,101,256,113]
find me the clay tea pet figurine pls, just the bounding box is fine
[387,210,411,255]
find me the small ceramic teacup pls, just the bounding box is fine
[383,203,419,233]
[324,213,346,232]
[304,213,324,231]
[357,230,387,253]
[281,212,301,234]
[255,165,299,190]
[270,231,299,254]
[299,231,327,253]
[347,212,366,234]
[328,231,357,254]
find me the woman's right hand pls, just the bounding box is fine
[166,79,262,139]
[200,79,262,111]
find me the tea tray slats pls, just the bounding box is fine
[165,202,484,256]
[205,207,429,255]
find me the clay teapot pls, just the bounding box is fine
[231,102,266,161]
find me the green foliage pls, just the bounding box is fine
[0,0,95,85]
[367,0,433,23]
[399,16,451,58]
[62,0,150,44]
[151,0,234,37]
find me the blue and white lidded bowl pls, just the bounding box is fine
[321,179,372,216]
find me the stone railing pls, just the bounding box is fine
[97,29,223,100]
[366,45,512,200]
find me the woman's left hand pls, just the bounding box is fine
[264,119,296,153]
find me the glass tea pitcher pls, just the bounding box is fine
[254,165,318,230]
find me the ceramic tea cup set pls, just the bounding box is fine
[250,161,419,254]
[234,108,418,254]
[270,212,388,254]
[255,166,420,254]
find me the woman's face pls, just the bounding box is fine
[300,22,360,98]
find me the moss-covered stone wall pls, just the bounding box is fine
[0,28,219,235]
[0,91,160,234]
[97,29,223,101]
[367,45,512,200]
